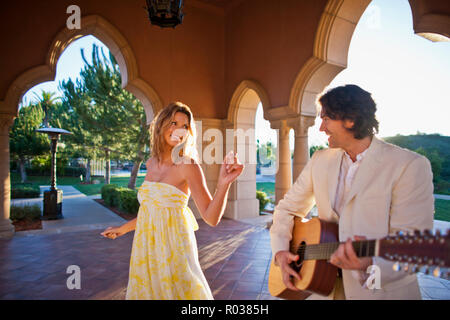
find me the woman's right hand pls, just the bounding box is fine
[101,226,126,239]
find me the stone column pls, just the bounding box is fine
[0,114,16,239]
[188,118,223,220]
[271,120,292,205]
[220,120,259,220]
[290,115,315,181]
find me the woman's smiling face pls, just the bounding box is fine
[163,112,190,148]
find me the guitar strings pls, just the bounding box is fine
[294,241,376,259]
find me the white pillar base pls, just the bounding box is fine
[0,218,15,239]
[223,198,260,220]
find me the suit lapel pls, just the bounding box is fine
[327,149,344,209]
[342,137,384,209]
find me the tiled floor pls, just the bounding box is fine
[0,217,449,300]
[0,218,277,300]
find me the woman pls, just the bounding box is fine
[101,101,244,300]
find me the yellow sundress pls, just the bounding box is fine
[125,181,213,300]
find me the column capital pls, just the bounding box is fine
[289,115,316,137]
[269,119,291,136]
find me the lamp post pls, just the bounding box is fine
[145,0,184,28]
[36,127,72,220]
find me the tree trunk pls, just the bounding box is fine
[86,159,91,183]
[19,158,27,183]
[105,149,110,185]
[128,157,143,190]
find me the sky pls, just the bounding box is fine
[23,0,450,149]
[255,0,450,148]
[21,36,109,106]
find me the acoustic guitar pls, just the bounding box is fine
[268,217,449,299]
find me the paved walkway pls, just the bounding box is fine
[11,186,126,234]
[1,186,449,300]
[434,194,450,200]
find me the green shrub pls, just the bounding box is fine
[117,188,139,215]
[11,186,41,199]
[435,178,450,195]
[101,184,139,215]
[26,166,86,177]
[10,204,41,221]
[101,184,119,206]
[256,190,270,212]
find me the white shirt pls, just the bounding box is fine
[333,148,373,286]
[334,149,368,216]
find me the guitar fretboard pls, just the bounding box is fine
[296,240,377,261]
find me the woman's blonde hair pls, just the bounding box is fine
[149,101,198,163]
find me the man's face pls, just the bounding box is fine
[319,111,355,149]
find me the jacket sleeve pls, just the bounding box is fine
[269,151,318,263]
[373,155,435,289]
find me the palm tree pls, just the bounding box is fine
[34,90,60,128]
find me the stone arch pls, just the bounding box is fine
[223,80,272,220]
[290,0,450,117]
[227,80,271,172]
[289,0,371,117]
[411,14,450,42]
[3,14,163,122]
[408,0,450,42]
[227,80,271,126]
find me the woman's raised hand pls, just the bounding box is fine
[218,151,244,187]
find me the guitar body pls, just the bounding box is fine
[268,217,340,299]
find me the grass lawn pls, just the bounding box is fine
[255,181,450,223]
[256,182,275,197]
[435,199,450,222]
[11,174,450,222]
[11,172,147,196]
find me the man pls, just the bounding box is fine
[270,84,434,300]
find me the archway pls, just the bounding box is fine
[3,15,162,122]
[225,80,271,220]
[1,15,164,238]
[290,0,449,136]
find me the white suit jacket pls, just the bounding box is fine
[270,137,434,300]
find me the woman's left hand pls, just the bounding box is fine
[218,152,244,187]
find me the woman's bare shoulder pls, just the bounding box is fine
[178,157,202,176]
[178,156,201,167]
[145,157,157,170]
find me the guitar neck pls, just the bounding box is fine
[298,240,378,261]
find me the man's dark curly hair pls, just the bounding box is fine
[317,84,379,139]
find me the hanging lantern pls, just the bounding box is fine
[145,0,184,28]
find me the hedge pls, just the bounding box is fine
[256,190,270,212]
[26,167,86,177]
[10,204,41,221]
[101,184,119,207]
[117,188,140,215]
[101,184,139,215]
[11,185,41,199]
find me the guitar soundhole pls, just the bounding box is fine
[290,241,306,272]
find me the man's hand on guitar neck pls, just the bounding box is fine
[275,251,302,291]
[329,236,373,271]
